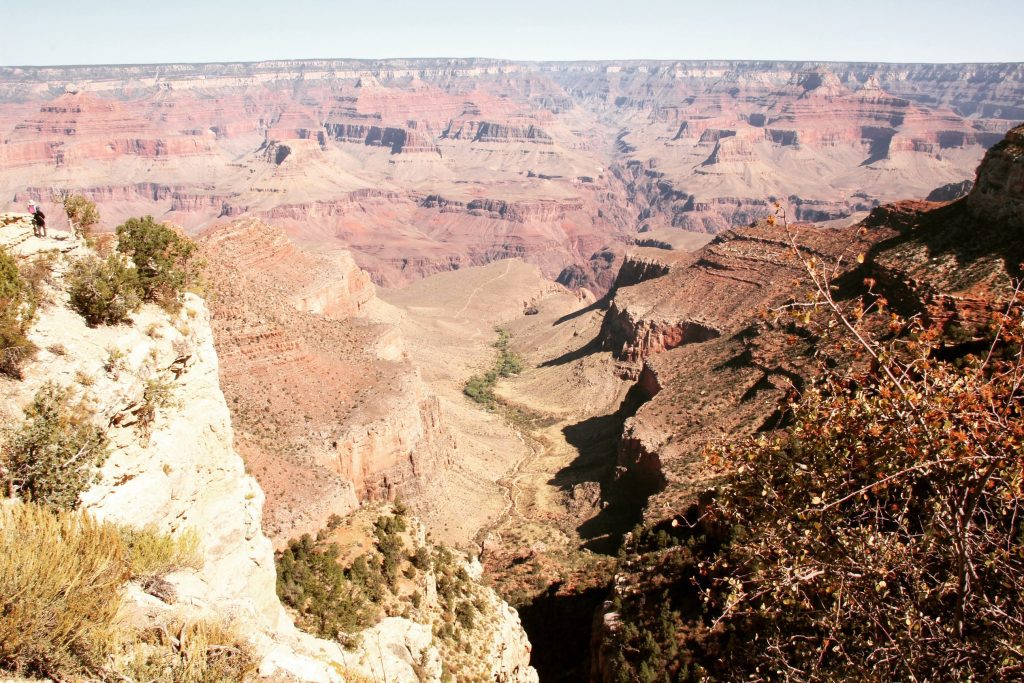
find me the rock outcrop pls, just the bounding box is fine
[199,218,455,544]
[0,217,537,682]
[588,121,1024,683]
[0,220,349,680]
[597,215,898,517]
[926,179,974,202]
[967,123,1024,228]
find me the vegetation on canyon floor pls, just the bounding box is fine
[463,326,524,406]
[608,211,1024,682]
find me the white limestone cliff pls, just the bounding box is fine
[0,216,537,682]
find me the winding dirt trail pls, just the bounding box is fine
[473,418,541,555]
[456,259,513,320]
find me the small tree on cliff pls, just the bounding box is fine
[115,216,197,310]
[1,382,109,509]
[0,246,37,378]
[66,255,142,326]
[62,195,100,239]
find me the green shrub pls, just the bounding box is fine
[0,247,37,378]
[0,502,127,679]
[1,382,109,510]
[463,373,496,404]
[454,600,476,630]
[62,194,100,238]
[275,534,378,641]
[462,327,523,405]
[411,544,432,571]
[374,514,407,589]
[67,254,142,326]
[115,216,197,309]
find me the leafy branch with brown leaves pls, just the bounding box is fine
[609,206,1024,682]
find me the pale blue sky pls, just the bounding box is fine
[1,0,1022,66]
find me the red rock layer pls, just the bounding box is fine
[1,60,1020,293]
[198,218,455,545]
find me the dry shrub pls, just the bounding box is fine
[19,250,58,305]
[120,523,202,583]
[136,376,176,438]
[0,502,127,679]
[90,231,117,258]
[331,665,377,683]
[609,207,1024,681]
[119,619,258,683]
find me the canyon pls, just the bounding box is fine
[2,59,1022,295]
[1,56,1023,682]
[0,217,538,682]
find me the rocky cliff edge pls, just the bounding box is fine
[0,217,536,682]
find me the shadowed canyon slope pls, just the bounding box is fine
[580,120,1024,683]
[2,59,1022,292]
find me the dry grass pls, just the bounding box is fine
[119,619,259,683]
[0,502,127,679]
[330,664,378,683]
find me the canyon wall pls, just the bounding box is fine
[198,218,456,544]
[588,121,1024,683]
[2,59,1020,294]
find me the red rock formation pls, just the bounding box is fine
[602,123,1024,527]
[1,60,1020,293]
[198,219,455,544]
[967,123,1024,227]
[606,247,693,290]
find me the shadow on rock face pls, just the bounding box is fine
[517,583,610,683]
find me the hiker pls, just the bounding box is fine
[28,200,46,237]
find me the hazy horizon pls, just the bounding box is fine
[6,56,1024,69]
[4,0,1023,67]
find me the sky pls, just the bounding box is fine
[1,0,1022,66]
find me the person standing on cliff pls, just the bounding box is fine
[28,200,46,238]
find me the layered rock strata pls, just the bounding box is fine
[3,60,1020,294]
[589,121,1024,683]
[198,218,455,544]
